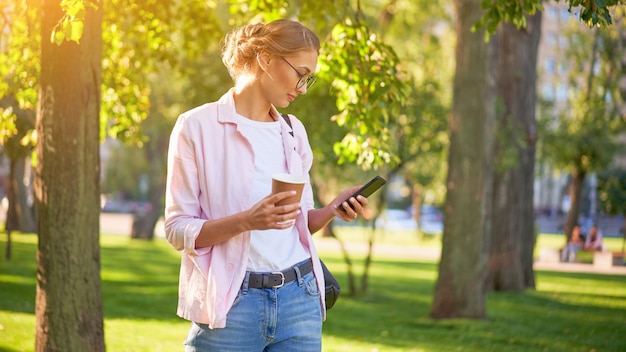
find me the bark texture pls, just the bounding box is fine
[431,0,495,319]
[35,1,104,350]
[487,13,542,292]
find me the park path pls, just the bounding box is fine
[100,213,626,276]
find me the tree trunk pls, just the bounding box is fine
[130,203,159,240]
[431,0,495,319]
[12,157,37,233]
[487,13,541,292]
[4,156,36,259]
[5,158,18,260]
[34,1,104,351]
[324,222,357,297]
[565,169,586,238]
[2,95,37,259]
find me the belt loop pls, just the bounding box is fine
[241,271,251,293]
[294,263,303,285]
[262,274,269,288]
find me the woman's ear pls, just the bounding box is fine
[257,51,272,71]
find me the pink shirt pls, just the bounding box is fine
[164,90,326,328]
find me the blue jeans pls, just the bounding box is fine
[561,243,582,262]
[184,267,323,351]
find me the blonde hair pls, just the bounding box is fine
[221,19,320,80]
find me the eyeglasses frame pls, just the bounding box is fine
[281,57,317,90]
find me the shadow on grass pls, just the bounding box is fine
[320,257,626,351]
[0,234,37,314]
[0,234,181,321]
[99,238,181,320]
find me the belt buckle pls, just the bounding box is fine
[271,271,285,288]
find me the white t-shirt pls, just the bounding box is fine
[235,114,310,272]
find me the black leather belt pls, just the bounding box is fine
[247,260,313,289]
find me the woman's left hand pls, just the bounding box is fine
[331,186,368,221]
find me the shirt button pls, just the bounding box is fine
[226,263,234,271]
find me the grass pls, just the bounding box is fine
[1,229,625,352]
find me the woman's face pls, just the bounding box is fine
[259,50,318,108]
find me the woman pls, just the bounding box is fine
[561,224,584,262]
[584,224,603,251]
[164,19,367,351]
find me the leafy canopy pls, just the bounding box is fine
[476,0,625,40]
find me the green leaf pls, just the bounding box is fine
[53,28,65,46]
[62,17,72,39]
[70,20,84,43]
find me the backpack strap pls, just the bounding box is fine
[281,113,294,137]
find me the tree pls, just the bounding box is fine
[432,0,625,319]
[431,0,495,319]
[486,12,542,292]
[0,0,39,248]
[375,0,452,214]
[597,168,626,252]
[292,0,452,296]
[538,11,626,239]
[34,0,104,350]
[1,96,36,260]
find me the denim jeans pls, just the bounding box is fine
[561,243,582,262]
[184,266,323,352]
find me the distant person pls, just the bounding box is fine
[561,224,584,262]
[583,224,603,251]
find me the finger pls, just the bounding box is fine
[356,195,369,208]
[340,198,355,212]
[336,207,357,221]
[269,190,297,204]
[347,197,362,213]
[273,212,300,228]
[273,208,300,223]
[273,219,295,227]
[275,204,302,215]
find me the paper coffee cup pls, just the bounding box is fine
[272,173,305,206]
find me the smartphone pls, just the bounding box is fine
[338,176,387,212]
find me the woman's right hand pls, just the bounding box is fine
[245,191,302,230]
[194,191,303,249]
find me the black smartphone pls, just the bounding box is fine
[338,176,387,212]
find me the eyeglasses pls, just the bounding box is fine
[281,57,317,90]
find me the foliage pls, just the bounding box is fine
[538,13,626,175]
[321,18,409,169]
[365,0,452,203]
[564,0,625,26]
[2,0,412,171]
[288,0,452,205]
[100,0,226,144]
[597,168,626,216]
[476,0,626,39]
[0,0,39,148]
[226,0,290,24]
[475,0,543,36]
[101,141,149,199]
[49,0,95,44]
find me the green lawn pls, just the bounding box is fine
[1,229,625,352]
